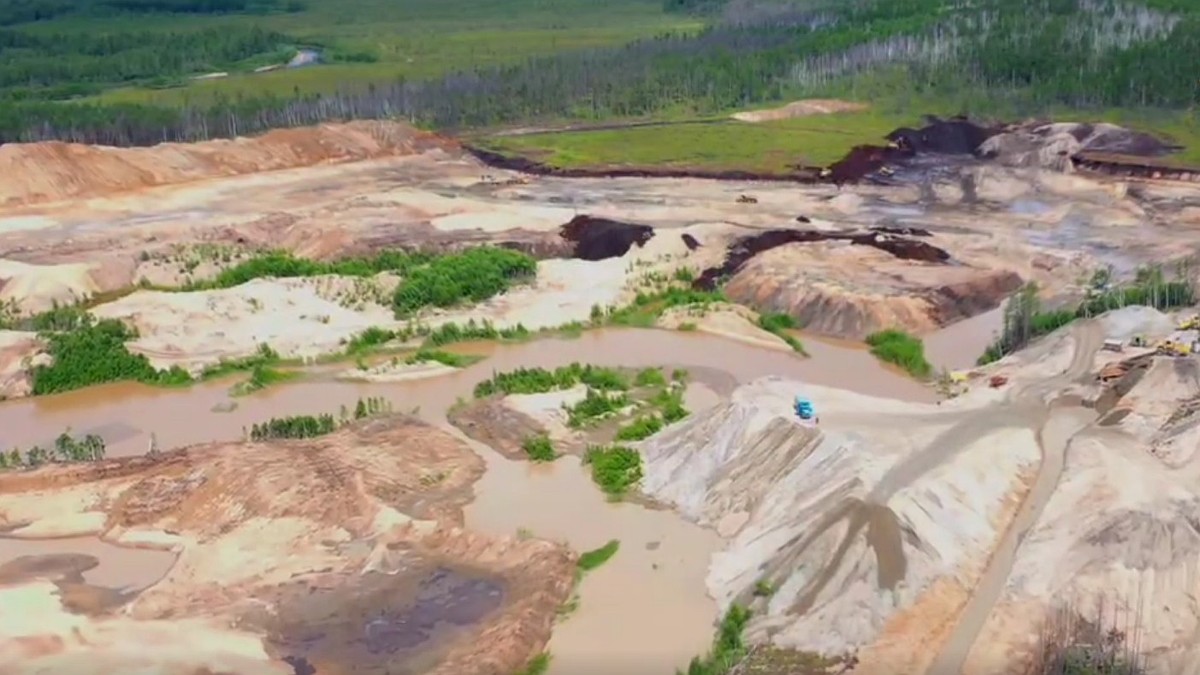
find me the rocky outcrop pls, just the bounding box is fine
[979,121,1182,171]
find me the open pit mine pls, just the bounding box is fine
[3,114,1200,675]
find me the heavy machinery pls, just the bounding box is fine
[1156,339,1193,357]
[794,397,818,425]
[736,194,759,204]
[1178,315,1199,331]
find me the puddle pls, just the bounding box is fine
[0,536,177,591]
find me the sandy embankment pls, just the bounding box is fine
[0,121,454,208]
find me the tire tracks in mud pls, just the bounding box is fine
[924,320,1104,675]
[779,321,1103,671]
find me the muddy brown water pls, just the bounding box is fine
[0,327,935,674]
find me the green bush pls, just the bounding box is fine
[189,249,433,291]
[678,605,753,675]
[651,387,690,423]
[578,539,620,571]
[422,319,529,348]
[566,389,629,427]
[583,445,643,495]
[634,367,667,388]
[757,312,806,354]
[865,329,933,379]
[514,653,552,675]
[521,434,558,462]
[393,247,537,317]
[473,363,625,398]
[31,317,193,395]
[406,349,470,368]
[757,312,796,333]
[615,414,664,441]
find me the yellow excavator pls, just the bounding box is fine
[1178,315,1199,331]
[1156,339,1193,357]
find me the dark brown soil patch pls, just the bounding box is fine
[559,214,654,261]
[694,228,950,290]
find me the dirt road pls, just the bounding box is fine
[923,321,1103,675]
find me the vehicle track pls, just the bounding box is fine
[924,320,1104,675]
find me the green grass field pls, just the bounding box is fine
[474,90,1200,172]
[78,0,700,105]
[474,107,920,172]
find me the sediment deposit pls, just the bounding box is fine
[0,416,575,675]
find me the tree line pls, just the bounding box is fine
[979,262,1197,364]
[0,0,1195,145]
[0,431,106,470]
[0,0,299,27]
[246,396,393,440]
[0,25,296,102]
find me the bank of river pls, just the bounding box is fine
[0,327,936,674]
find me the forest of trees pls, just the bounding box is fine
[0,0,1195,145]
[0,26,296,102]
[0,0,299,27]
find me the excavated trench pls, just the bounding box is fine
[693,228,951,291]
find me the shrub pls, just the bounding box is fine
[521,434,558,462]
[31,317,195,395]
[393,247,536,317]
[615,414,664,441]
[635,367,667,387]
[677,605,753,675]
[406,349,470,368]
[578,539,620,571]
[566,389,629,427]
[865,329,933,379]
[583,445,643,495]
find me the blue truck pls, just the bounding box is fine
[794,397,817,423]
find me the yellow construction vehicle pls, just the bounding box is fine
[1156,339,1193,357]
[1179,316,1199,331]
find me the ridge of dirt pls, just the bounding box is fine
[731,99,869,123]
[0,121,457,208]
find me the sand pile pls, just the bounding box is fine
[0,416,574,675]
[0,259,100,314]
[0,121,455,207]
[655,302,792,352]
[721,242,1021,338]
[638,376,1042,674]
[89,276,397,373]
[731,99,868,123]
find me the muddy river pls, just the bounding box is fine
[0,326,961,674]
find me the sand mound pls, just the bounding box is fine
[0,121,455,208]
[722,242,1021,338]
[0,330,43,399]
[656,303,792,352]
[89,276,397,373]
[0,259,100,314]
[0,416,575,675]
[638,376,1041,673]
[732,100,868,123]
